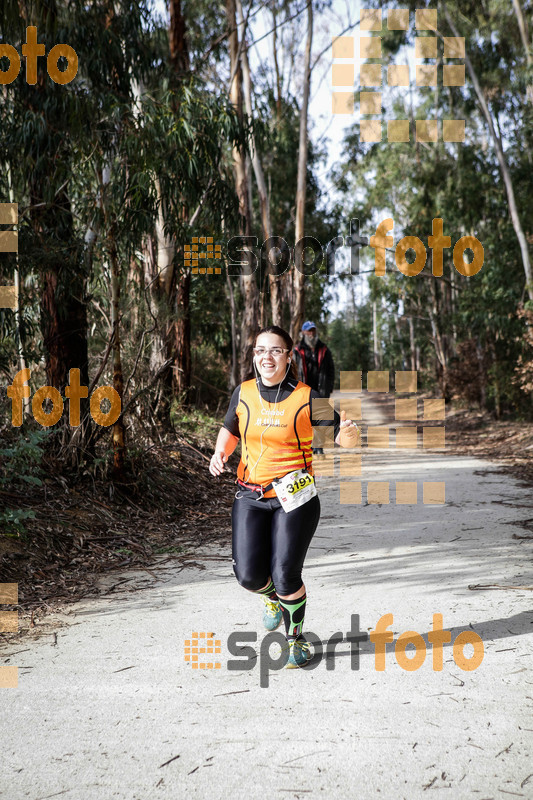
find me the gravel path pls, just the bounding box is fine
[1,393,532,799]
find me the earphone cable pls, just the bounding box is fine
[245,359,290,485]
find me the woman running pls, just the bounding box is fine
[209,325,359,668]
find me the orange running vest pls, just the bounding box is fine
[236,379,314,498]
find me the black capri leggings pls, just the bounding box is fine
[231,487,321,596]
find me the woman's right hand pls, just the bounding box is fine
[209,450,228,477]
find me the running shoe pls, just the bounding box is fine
[261,595,283,631]
[286,636,312,668]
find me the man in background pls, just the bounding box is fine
[295,321,335,455]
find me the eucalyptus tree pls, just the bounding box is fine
[226,0,259,381]
[236,0,282,326]
[1,0,246,473]
[1,0,106,460]
[441,0,533,302]
[291,0,313,342]
[333,0,532,411]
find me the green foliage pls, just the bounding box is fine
[0,430,48,536]
[1,507,36,533]
[1,0,531,459]
[331,0,533,415]
[189,339,232,408]
[0,430,47,485]
[328,307,373,387]
[169,402,222,438]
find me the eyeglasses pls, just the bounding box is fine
[253,347,290,357]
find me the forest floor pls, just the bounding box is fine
[1,398,532,626]
[0,415,237,625]
[445,405,533,487]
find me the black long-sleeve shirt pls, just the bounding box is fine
[294,339,335,397]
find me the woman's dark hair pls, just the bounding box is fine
[253,325,293,351]
[244,325,299,381]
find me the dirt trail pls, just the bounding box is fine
[1,393,532,799]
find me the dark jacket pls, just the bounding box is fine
[294,338,335,398]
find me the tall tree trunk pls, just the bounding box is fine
[272,5,282,123]
[489,340,501,418]
[372,300,381,369]
[143,235,168,373]
[98,138,126,474]
[155,178,176,298]
[450,268,458,351]
[291,0,313,342]
[5,163,30,418]
[141,233,171,421]
[511,0,533,103]
[237,0,281,325]
[429,279,448,398]
[226,268,239,390]
[227,0,258,378]
[108,218,125,476]
[24,14,90,458]
[444,5,533,301]
[174,269,191,398]
[38,191,90,458]
[130,74,173,406]
[127,252,141,331]
[394,315,405,368]
[169,0,189,75]
[475,337,487,410]
[169,0,192,402]
[20,0,88,416]
[408,316,416,371]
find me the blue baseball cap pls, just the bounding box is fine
[302,321,317,331]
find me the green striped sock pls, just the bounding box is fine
[279,593,307,640]
[257,579,278,601]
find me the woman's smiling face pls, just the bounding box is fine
[254,332,291,386]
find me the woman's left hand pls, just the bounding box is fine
[336,410,360,448]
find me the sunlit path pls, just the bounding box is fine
[2,395,532,799]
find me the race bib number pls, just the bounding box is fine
[273,469,317,513]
